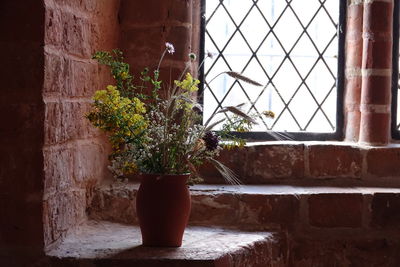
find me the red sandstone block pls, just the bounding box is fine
[89,20,119,54]
[44,102,62,145]
[45,101,100,145]
[359,112,390,145]
[121,27,164,67]
[165,26,192,61]
[43,147,74,193]
[190,193,240,225]
[82,0,119,16]
[89,186,138,225]
[168,0,193,23]
[245,144,304,182]
[308,194,363,228]
[290,238,400,267]
[61,12,91,57]
[52,0,113,15]
[238,194,300,226]
[72,142,109,185]
[371,193,400,228]
[45,7,62,46]
[119,0,168,24]
[363,1,393,33]
[366,148,400,177]
[61,102,92,141]
[64,59,100,97]
[44,52,67,96]
[198,146,247,183]
[308,144,362,178]
[44,191,87,246]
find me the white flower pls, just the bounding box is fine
[165,42,175,54]
[189,53,197,61]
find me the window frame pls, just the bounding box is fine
[391,0,400,139]
[198,0,347,141]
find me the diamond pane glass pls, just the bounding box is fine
[203,0,339,133]
[397,39,400,130]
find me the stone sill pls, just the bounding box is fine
[199,140,400,184]
[47,220,282,266]
[89,183,400,232]
[245,140,400,148]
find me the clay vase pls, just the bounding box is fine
[136,173,191,247]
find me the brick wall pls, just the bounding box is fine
[200,142,400,185]
[42,0,120,249]
[119,0,201,93]
[344,0,393,145]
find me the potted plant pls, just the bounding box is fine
[86,43,273,247]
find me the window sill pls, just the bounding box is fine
[199,140,400,185]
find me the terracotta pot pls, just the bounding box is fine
[136,173,191,247]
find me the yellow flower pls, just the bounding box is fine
[133,97,146,113]
[122,161,137,175]
[120,72,129,80]
[174,73,200,92]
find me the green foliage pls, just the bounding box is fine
[87,46,267,183]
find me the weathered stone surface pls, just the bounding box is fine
[308,194,363,228]
[44,190,87,247]
[42,0,120,251]
[290,237,400,267]
[45,101,104,145]
[64,59,100,97]
[238,194,300,227]
[44,52,66,96]
[190,192,241,226]
[366,147,400,177]
[48,221,284,267]
[90,184,400,232]
[245,144,304,181]
[198,147,247,183]
[308,144,362,178]
[61,12,92,57]
[43,147,74,192]
[89,183,138,225]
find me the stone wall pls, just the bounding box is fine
[119,0,201,93]
[42,0,120,249]
[1,0,400,265]
[200,142,400,185]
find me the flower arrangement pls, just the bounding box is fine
[87,43,273,184]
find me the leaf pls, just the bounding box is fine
[225,71,263,86]
[205,118,226,131]
[218,106,258,124]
